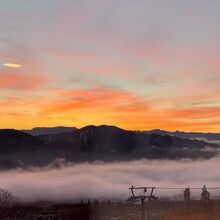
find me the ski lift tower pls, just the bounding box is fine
[128,186,157,220]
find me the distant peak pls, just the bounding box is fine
[80,124,124,131]
[22,126,77,136]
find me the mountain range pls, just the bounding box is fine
[146,129,220,144]
[0,125,220,169]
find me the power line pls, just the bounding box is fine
[106,186,220,201]
[154,187,220,190]
[129,186,220,190]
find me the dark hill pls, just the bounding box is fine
[0,129,42,148]
[0,125,220,169]
[22,126,77,136]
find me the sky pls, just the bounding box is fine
[1,0,220,132]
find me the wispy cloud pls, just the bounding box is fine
[0,72,47,90]
[42,87,148,113]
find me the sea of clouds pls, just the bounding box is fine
[1,157,220,202]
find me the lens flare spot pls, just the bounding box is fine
[3,63,22,68]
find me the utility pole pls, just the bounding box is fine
[141,196,146,220]
[128,186,157,220]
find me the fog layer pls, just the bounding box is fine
[0,158,220,202]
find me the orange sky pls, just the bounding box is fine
[1,1,220,132]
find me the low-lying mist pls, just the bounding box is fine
[1,157,220,202]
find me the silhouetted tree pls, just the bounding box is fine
[201,185,211,206]
[0,188,19,220]
[183,187,191,202]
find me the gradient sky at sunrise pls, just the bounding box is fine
[1,0,220,132]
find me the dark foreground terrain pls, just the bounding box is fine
[3,199,220,220]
